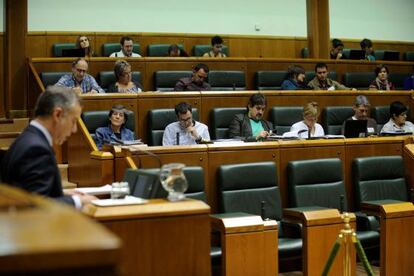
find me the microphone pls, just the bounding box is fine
[340,194,345,213]
[308,126,311,139]
[261,201,267,220]
[232,83,236,91]
[176,132,180,145]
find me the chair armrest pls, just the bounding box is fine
[210,212,266,234]
[355,211,380,232]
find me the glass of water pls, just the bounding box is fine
[159,163,188,201]
[111,182,130,199]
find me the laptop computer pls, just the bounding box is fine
[348,50,366,60]
[383,51,400,61]
[61,48,85,57]
[344,120,368,138]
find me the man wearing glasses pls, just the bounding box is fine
[162,102,210,145]
[55,58,104,94]
[174,63,211,91]
[203,35,227,58]
[342,95,378,135]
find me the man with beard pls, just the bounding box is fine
[174,63,211,91]
[229,93,273,141]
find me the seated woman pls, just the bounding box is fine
[75,35,96,57]
[107,60,143,93]
[369,64,395,91]
[381,101,414,133]
[281,65,310,90]
[290,102,325,138]
[95,104,135,150]
[167,44,188,57]
[403,66,414,90]
[360,38,376,61]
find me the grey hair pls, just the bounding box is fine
[34,86,80,117]
[114,60,131,81]
[354,95,370,107]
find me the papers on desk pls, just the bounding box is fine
[75,184,112,195]
[92,196,148,207]
[213,139,245,145]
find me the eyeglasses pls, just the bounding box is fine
[179,117,192,123]
[79,38,88,43]
[75,68,87,73]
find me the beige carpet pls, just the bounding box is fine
[279,264,379,276]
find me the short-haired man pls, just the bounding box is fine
[228,93,273,141]
[174,63,211,91]
[203,35,227,58]
[56,58,104,94]
[1,86,96,208]
[162,102,210,146]
[330,39,344,60]
[308,63,352,91]
[110,36,141,58]
[341,95,378,135]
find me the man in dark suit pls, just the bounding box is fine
[228,93,273,141]
[1,86,95,208]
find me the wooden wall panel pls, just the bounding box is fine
[0,33,4,118]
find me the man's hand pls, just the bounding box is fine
[79,194,98,206]
[187,126,200,140]
[73,86,82,95]
[88,89,98,94]
[256,130,270,141]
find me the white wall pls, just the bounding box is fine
[330,0,414,42]
[28,0,307,36]
[0,0,4,32]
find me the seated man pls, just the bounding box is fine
[55,58,104,94]
[330,38,344,60]
[95,104,136,150]
[162,102,210,146]
[167,44,188,57]
[174,63,211,91]
[228,93,273,141]
[1,86,95,208]
[203,35,227,58]
[109,36,141,58]
[360,38,376,61]
[308,63,353,91]
[342,95,378,135]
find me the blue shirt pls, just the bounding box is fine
[56,74,105,93]
[162,121,210,146]
[95,125,135,150]
[404,75,414,90]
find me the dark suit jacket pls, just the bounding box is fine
[1,125,74,205]
[228,113,273,141]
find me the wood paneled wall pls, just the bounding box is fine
[26,31,414,59]
[0,33,4,118]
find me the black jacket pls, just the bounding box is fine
[228,113,273,142]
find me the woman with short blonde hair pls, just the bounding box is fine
[290,102,325,138]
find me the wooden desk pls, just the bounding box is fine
[0,184,121,275]
[83,198,211,276]
[361,201,414,276]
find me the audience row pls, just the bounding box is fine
[49,58,414,94]
[93,94,414,149]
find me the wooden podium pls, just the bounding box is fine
[361,200,414,276]
[84,198,211,276]
[0,184,121,275]
[284,207,356,276]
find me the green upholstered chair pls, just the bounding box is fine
[98,71,142,92]
[322,106,354,135]
[373,50,385,60]
[343,72,376,90]
[53,43,76,57]
[269,106,303,135]
[102,43,141,57]
[40,72,71,87]
[192,45,229,57]
[210,107,246,140]
[305,71,337,83]
[255,71,288,90]
[218,161,302,272]
[288,158,380,261]
[81,110,136,142]
[147,44,185,57]
[208,71,246,91]
[147,108,199,146]
[389,72,411,90]
[404,51,414,61]
[154,71,192,91]
[352,156,409,210]
[301,48,309,58]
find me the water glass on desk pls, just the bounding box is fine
[111,182,130,199]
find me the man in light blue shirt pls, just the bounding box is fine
[56,58,104,94]
[162,102,210,146]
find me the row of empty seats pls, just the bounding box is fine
[123,156,409,271]
[40,70,412,91]
[53,43,229,57]
[81,104,402,146]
